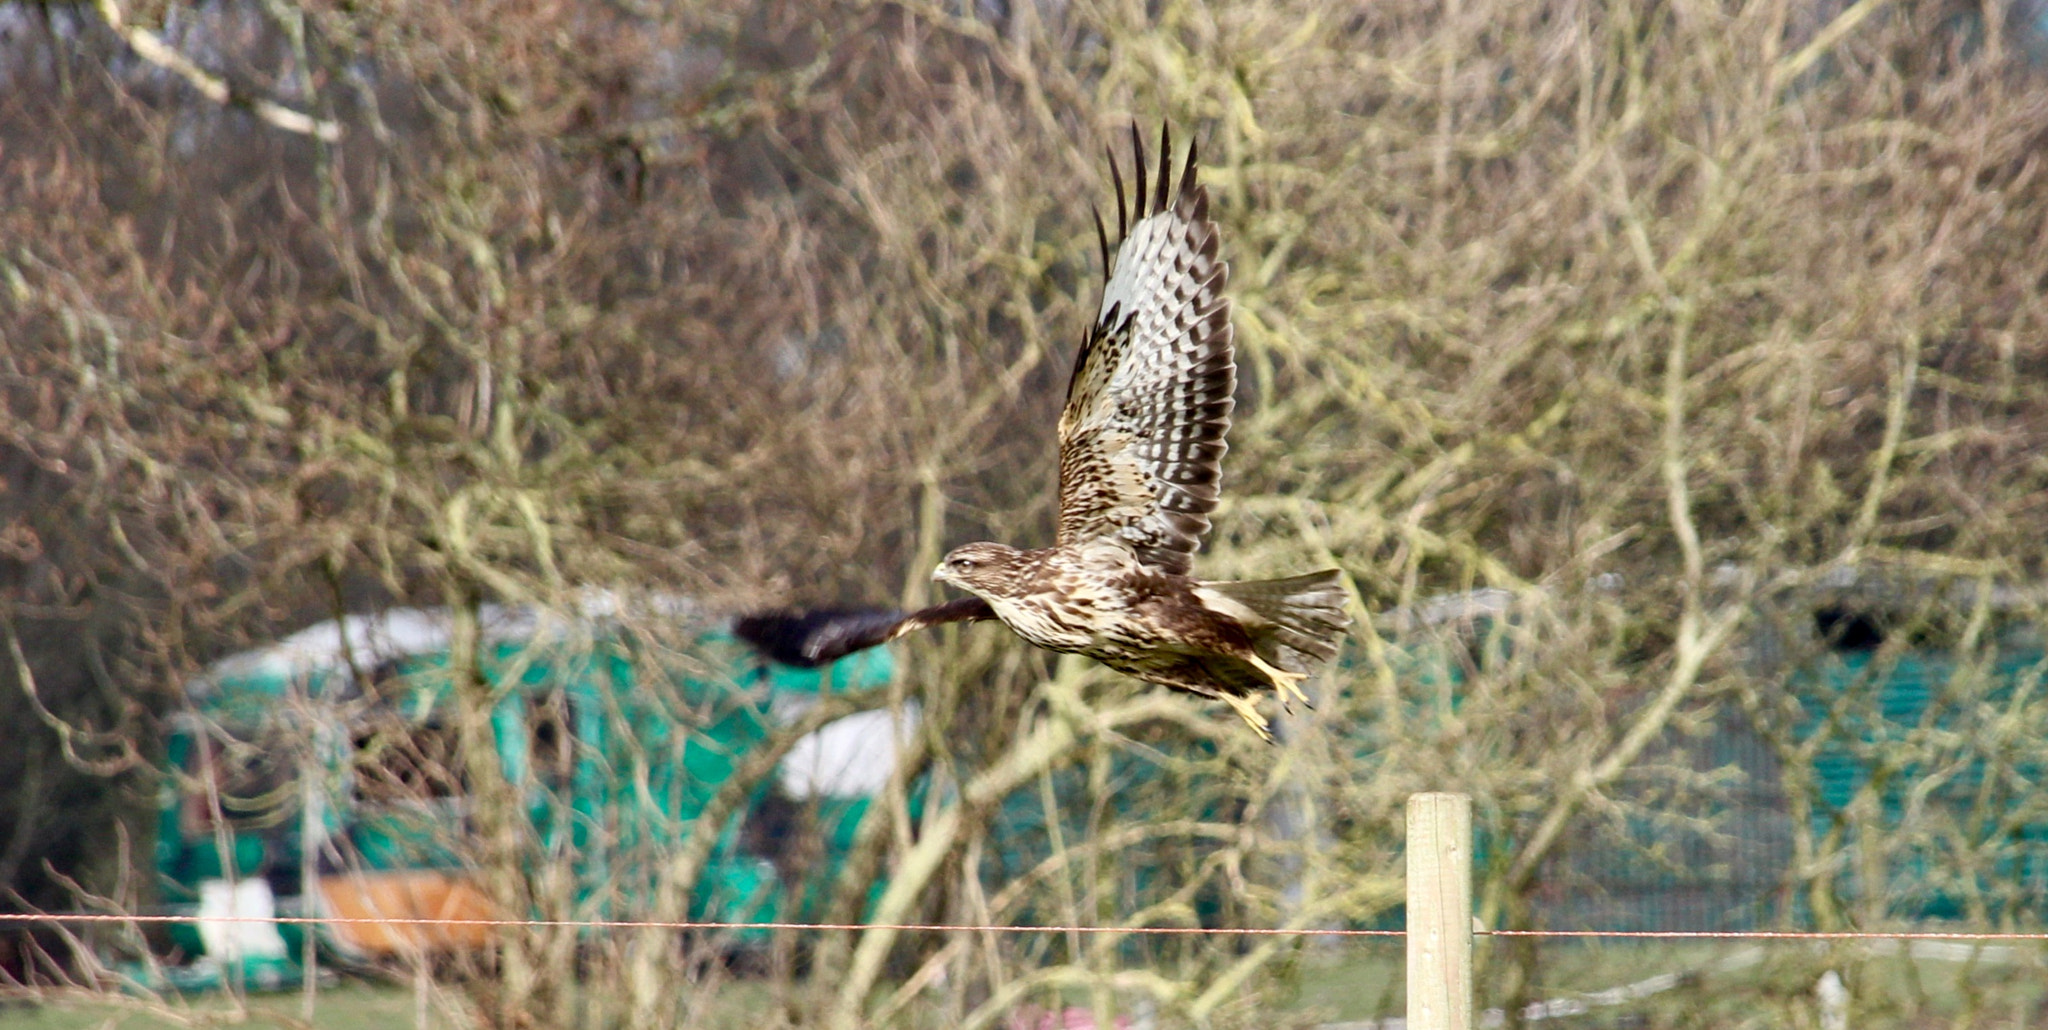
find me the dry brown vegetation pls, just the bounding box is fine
[7,0,2048,1025]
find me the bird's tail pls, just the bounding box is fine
[1202,570,1352,672]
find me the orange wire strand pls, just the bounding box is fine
[3,912,2047,941]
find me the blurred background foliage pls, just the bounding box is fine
[7,0,2048,1024]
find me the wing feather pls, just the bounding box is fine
[1057,124,1235,576]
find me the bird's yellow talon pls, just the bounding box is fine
[1245,654,1312,714]
[1220,693,1274,744]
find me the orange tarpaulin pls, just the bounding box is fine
[314,871,501,955]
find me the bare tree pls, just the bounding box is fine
[6,0,2048,1025]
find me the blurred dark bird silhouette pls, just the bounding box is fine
[734,599,995,668]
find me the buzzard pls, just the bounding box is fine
[737,126,1350,741]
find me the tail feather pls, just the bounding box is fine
[1201,570,1351,672]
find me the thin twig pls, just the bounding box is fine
[93,0,341,142]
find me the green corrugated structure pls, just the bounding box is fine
[150,602,900,986]
[1359,586,2048,933]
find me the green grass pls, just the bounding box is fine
[7,944,2048,1029]
[1275,941,1738,1022]
[1280,940,2048,1027]
[0,983,434,1030]
[0,978,784,1030]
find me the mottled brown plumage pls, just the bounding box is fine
[740,125,1350,742]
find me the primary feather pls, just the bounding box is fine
[1058,125,1235,578]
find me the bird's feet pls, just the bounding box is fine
[1245,654,1313,714]
[1220,693,1275,744]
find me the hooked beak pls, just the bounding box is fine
[931,563,947,583]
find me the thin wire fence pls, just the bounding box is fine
[4,911,2047,942]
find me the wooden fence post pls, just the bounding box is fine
[1407,792,1473,1030]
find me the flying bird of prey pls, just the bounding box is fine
[736,125,1350,741]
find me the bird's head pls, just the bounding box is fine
[933,542,1023,596]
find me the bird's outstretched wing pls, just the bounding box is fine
[732,597,998,667]
[1057,124,1234,577]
